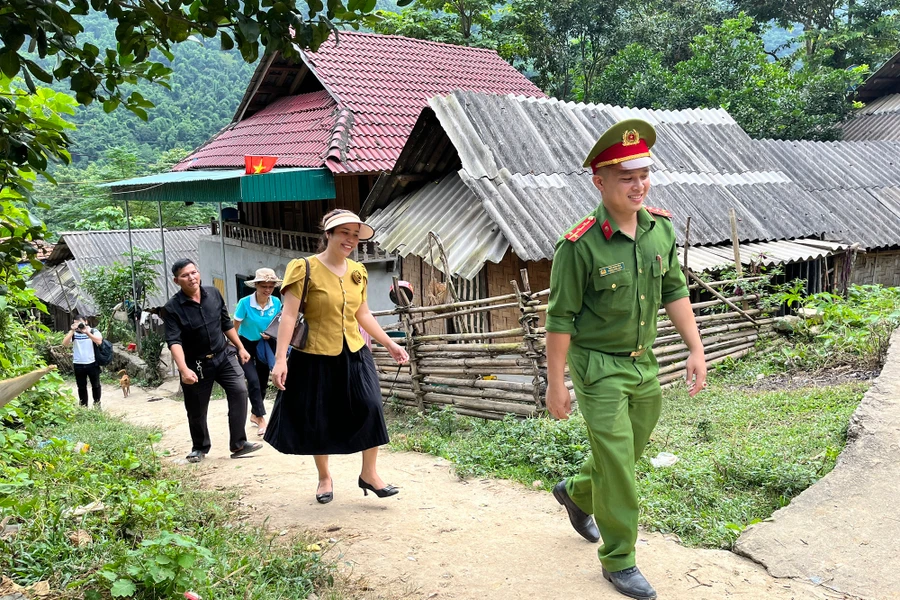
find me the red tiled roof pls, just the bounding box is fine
[175,31,546,174]
[174,90,337,171]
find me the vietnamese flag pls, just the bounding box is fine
[245,156,277,174]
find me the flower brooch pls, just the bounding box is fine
[351,270,363,285]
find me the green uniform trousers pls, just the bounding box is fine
[565,346,662,572]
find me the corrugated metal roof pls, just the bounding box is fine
[842,111,900,141]
[427,93,776,180]
[175,32,545,174]
[31,227,207,314]
[458,169,833,262]
[682,240,849,274]
[856,93,900,114]
[363,92,837,274]
[367,172,508,280]
[756,138,900,249]
[29,262,94,315]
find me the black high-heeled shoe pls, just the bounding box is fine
[358,476,399,498]
[316,479,333,504]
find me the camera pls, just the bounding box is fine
[77,323,86,330]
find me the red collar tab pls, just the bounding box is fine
[564,216,596,242]
[646,206,672,219]
[590,137,651,172]
[600,220,614,241]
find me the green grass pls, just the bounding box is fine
[386,355,866,549]
[0,409,348,599]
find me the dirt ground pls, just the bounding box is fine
[91,380,858,600]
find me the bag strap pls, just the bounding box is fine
[298,257,311,313]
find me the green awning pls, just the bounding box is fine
[100,168,336,203]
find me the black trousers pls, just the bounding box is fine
[181,349,249,453]
[73,362,101,407]
[239,336,273,418]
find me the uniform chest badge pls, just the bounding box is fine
[598,263,625,277]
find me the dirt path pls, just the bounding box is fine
[94,382,850,600]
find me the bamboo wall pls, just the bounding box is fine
[371,270,776,420]
[849,249,900,287]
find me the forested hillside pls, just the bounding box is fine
[61,12,258,166]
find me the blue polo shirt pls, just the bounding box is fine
[234,294,282,341]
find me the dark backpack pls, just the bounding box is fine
[93,332,114,366]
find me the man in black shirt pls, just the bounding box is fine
[164,258,262,463]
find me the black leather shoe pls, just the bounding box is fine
[316,478,333,504]
[552,480,600,543]
[602,566,657,600]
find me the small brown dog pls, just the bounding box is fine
[117,369,131,397]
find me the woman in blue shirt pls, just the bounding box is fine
[234,268,283,436]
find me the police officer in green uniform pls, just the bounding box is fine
[545,119,707,600]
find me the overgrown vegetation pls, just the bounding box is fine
[79,249,160,343]
[0,399,344,599]
[388,283,900,549]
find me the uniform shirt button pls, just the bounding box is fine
[640,294,645,300]
[639,269,643,274]
[640,321,645,326]
[611,283,617,289]
[639,345,643,349]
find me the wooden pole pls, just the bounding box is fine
[686,270,758,325]
[682,215,691,280]
[393,275,426,412]
[729,208,750,311]
[513,269,547,410]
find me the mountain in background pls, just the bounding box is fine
[63,12,258,166]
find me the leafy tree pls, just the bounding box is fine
[734,0,900,68]
[594,16,865,140]
[0,74,76,299]
[80,248,161,340]
[498,0,616,100]
[372,0,496,45]
[35,147,218,237]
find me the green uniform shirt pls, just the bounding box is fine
[546,203,689,354]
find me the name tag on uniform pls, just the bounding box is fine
[598,263,624,277]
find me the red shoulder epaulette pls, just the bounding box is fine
[646,206,672,219]
[564,216,596,242]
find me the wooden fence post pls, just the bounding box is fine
[513,269,547,411]
[393,276,426,412]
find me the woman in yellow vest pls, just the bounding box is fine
[265,209,409,504]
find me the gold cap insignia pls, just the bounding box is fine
[622,129,641,146]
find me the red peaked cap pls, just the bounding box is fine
[589,137,651,172]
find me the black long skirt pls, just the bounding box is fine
[264,342,389,455]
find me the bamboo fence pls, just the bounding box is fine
[370,269,776,420]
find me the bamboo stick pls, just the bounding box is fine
[657,340,758,376]
[657,309,763,330]
[657,294,760,316]
[384,396,512,420]
[394,275,426,411]
[418,384,536,403]
[658,347,755,386]
[657,334,761,366]
[687,276,765,291]
[370,288,550,318]
[655,318,772,345]
[687,270,757,325]
[376,372,536,393]
[514,270,548,410]
[414,342,529,353]
[410,327,538,343]
[380,388,538,416]
[655,329,769,358]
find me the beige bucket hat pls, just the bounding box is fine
[244,268,283,288]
